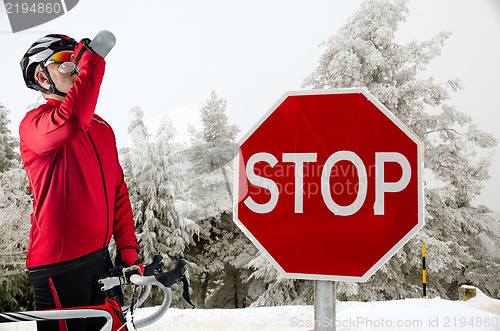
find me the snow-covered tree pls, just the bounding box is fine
[119,107,199,306]
[0,166,32,253]
[251,0,499,303]
[0,102,18,172]
[0,100,34,311]
[182,91,260,308]
[247,254,314,307]
[120,106,198,268]
[0,165,34,311]
[189,90,238,195]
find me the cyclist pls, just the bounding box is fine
[19,34,143,331]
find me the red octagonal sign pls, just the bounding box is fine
[234,89,424,282]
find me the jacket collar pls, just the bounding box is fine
[46,98,62,106]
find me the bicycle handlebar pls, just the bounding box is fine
[98,256,193,329]
[128,274,172,329]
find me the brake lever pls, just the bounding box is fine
[144,255,164,276]
[181,274,194,307]
[154,259,194,307]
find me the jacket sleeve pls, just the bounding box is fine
[19,53,105,156]
[113,158,140,253]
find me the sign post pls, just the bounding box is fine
[234,88,424,325]
[314,280,336,331]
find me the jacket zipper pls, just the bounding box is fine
[87,131,110,248]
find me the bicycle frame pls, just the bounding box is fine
[0,256,185,331]
[0,297,128,331]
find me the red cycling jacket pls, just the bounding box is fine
[19,51,139,269]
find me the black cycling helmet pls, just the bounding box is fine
[20,34,77,96]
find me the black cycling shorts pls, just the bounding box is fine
[29,248,115,331]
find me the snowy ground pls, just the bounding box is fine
[2,288,498,331]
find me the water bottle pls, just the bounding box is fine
[88,30,116,58]
[59,30,116,73]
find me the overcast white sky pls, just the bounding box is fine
[0,0,499,211]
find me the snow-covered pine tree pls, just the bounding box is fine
[250,0,499,303]
[119,106,198,305]
[183,91,261,308]
[0,165,34,311]
[0,166,32,254]
[0,102,18,172]
[0,101,34,311]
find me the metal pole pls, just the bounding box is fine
[314,280,336,331]
[422,243,427,299]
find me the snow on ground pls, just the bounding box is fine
[2,290,499,330]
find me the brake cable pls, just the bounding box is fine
[130,284,139,330]
[121,264,144,330]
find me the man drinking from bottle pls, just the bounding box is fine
[19,33,142,331]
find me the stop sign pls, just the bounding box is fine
[233,88,424,282]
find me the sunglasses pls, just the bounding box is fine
[44,51,76,73]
